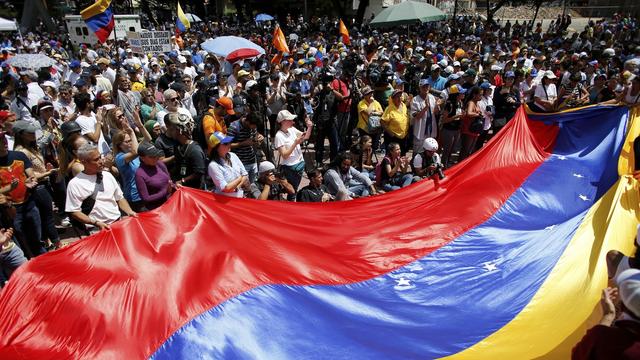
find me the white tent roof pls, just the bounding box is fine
[0,18,17,31]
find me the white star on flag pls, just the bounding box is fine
[573,173,584,178]
[544,225,556,230]
[556,155,567,160]
[578,194,590,201]
[396,278,411,286]
[483,263,498,272]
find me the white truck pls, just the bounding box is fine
[64,15,142,46]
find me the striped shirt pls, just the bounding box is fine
[228,120,257,165]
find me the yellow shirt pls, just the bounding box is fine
[357,99,383,132]
[381,99,409,139]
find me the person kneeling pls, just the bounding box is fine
[412,138,445,183]
[379,142,414,191]
[249,161,295,201]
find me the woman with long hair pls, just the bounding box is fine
[351,134,376,180]
[274,109,313,201]
[12,121,61,250]
[112,107,151,212]
[459,86,483,161]
[207,131,248,198]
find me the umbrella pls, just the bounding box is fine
[184,13,202,23]
[369,0,447,28]
[226,48,263,64]
[5,53,56,69]
[255,14,274,22]
[201,36,265,60]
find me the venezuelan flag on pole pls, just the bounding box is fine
[0,106,639,358]
[339,19,350,45]
[80,0,114,43]
[176,2,190,33]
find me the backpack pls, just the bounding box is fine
[314,90,336,125]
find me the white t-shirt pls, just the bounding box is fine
[274,127,303,166]
[534,83,557,110]
[65,171,124,226]
[156,107,193,128]
[75,113,110,154]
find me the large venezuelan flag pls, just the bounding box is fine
[80,0,114,44]
[0,105,638,359]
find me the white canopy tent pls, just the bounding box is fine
[0,17,17,31]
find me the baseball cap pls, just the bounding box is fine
[12,120,38,134]
[419,78,430,87]
[96,58,110,65]
[544,70,557,79]
[237,70,250,78]
[616,269,640,317]
[216,97,235,115]
[0,110,14,123]
[209,131,234,148]
[490,64,502,71]
[361,86,374,95]
[504,71,515,78]
[75,78,87,87]
[480,82,492,89]
[69,60,81,68]
[245,80,258,91]
[431,64,440,71]
[137,141,164,158]
[60,120,82,139]
[41,81,57,89]
[37,100,54,112]
[276,109,297,123]
[258,161,276,174]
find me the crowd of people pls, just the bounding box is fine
[0,12,639,335]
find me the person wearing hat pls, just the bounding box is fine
[356,85,383,152]
[440,85,466,168]
[167,112,207,189]
[66,60,83,87]
[410,79,439,153]
[532,70,558,112]
[96,57,116,85]
[493,71,520,131]
[13,119,62,249]
[248,161,294,201]
[381,89,410,155]
[572,269,640,358]
[134,141,172,210]
[201,96,234,153]
[274,109,313,201]
[412,137,444,181]
[207,131,248,198]
[426,64,447,96]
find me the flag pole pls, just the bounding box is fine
[112,2,119,63]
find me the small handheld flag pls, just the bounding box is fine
[339,19,350,46]
[176,2,190,33]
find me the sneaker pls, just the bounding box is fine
[60,216,72,228]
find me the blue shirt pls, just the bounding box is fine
[427,76,447,91]
[115,152,141,202]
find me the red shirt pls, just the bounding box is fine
[572,321,640,360]
[331,78,351,113]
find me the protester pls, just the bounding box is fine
[135,142,173,210]
[324,152,377,200]
[249,161,294,200]
[207,131,248,198]
[274,109,313,201]
[297,169,332,203]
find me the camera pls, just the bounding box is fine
[432,154,445,180]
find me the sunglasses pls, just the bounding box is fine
[168,97,180,102]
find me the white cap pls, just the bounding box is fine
[453,61,461,67]
[490,64,502,71]
[245,80,258,90]
[258,161,276,174]
[616,269,640,317]
[276,109,297,123]
[41,81,57,89]
[438,59,448,67]
[444,66,454,74]
[292,68,303,75]
[544,70,557,79]
[177,55,187,64]
[431,64,440,71]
